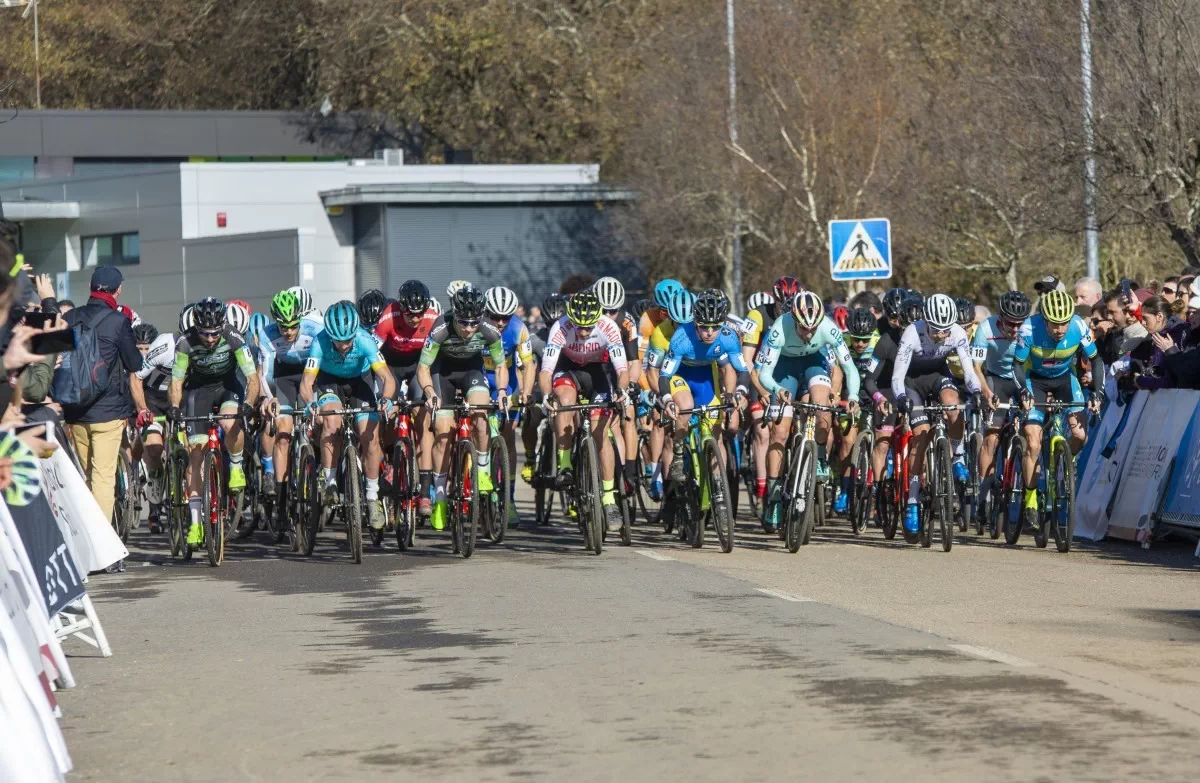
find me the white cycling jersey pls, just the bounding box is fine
[135,332,176,393]
[891,321,980,398]
[541,316,628,375]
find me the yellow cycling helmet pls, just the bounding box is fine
[565,291,603,327]
[1040,288,1074,324]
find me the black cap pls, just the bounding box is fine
[1033,275,1061,294]
[90,265,123,292]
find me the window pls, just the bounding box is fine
[83,232,140,266]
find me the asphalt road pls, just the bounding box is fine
[58,484,1199,782]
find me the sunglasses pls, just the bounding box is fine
[1000,318,1024,331]
[492,314,513,326]
[849,334,874,342]
[1162,287,1177,296]
[198,329,222,339]
[696,322,722,331]
[929,326,951,337]
[455,318,481,328]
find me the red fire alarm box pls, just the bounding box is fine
[217,212,227,228]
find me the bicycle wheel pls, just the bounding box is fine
[344,448,364,564]
[936,438,954,552]
[633,446,661,526]
[784,440,817,553]
[576,435,604,555]
[487,437,510,544]
[113,451,133,543]
[203,450,225,566]
[851,433,872,535]
[1003,438,1025,546]
[878,478,898,540]
[392,439,416,551]
[723,435,741,520]
[705,439,734,553]
[169,452,187,558]
[1051,439,1076,553]
[534,434,555,527]
[298,445,321,557]
[617,470,633,547]
[451,439,479,558]
[962,431,982,532]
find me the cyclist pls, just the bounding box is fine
[300,300,396,533]
[256,290,322,499]
[416,286,508,532]
[167,297,261,548]
[287,286,322,324]
[594,276,642,489]
[539,290,630,531]
[132,321,172,531]
[756,291,860,532]
[1013,288,1105,532]
[833,307,880,514]
[226,301,251,336]
[892,293,980,536]
[644,285,693,500]
[357,289,388,341]
[484,285,534,528]
[521,292,566,483]
[972,291,1032,504]
[375,279,439,519]
[660,288,750,477]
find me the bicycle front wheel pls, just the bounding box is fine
[203,450,225,566]
[850,432,873,536]
[169,451,187,558]
[577,435,604,555]
[113,451,133,543]
[706,439,734,553]
[392,439,416,551]
[1051,439,1076,553]
[298,445,321,557]
[785,440,817,553]
[936,438,954,552]
[962,431,982,532]
[344,449,363,564]
[1003,438,1025,546]
[451,439,478,558]
[487,436,510,544]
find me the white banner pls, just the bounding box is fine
[0,611,72,781]
[38,448,128,574]
[1074,393,1147,541]
[1106,390,1197,542]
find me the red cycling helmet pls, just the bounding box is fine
[832,305,849,331]
[772,276,803,303]
[227,298,252,314]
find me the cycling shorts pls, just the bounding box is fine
[432,367,490,415]
[903,371,958,428]
[666,363,721,408]
[141,388,171,437]
[552,358,613,404]
[315,371,380,423]
[984,374,1021,429]
[387,363,426,404]
[485,368,519,402]
[769,354,832,400]
[1025,372,1084,426]
[183,375,244,445]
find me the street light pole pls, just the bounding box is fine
[725,0,743,312]
[1081,0,1099,281]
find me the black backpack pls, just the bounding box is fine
[51,307,118,407]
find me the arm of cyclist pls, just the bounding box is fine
[537,320,566,399]
[826,331,861,412]
[890,323,917,400]
[952,336,981,396]
[753,319,786,399]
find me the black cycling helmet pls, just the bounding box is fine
[882,287,907,319]
[451,286,487,320]
[132,322,160,345]
[632,298,654,320]
[899,293,924,327]
[846,307,878,338]
[954,296,975,326]
[193,297,226,330]
[357,289,387,328]
[397,279,430,314]
[693,288,730,327]
[997,290,1032,320]
[542,293,566,322]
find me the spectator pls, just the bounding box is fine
[850,290,883,317]
[61,266,146,525]
[1179,294,1200,351]
[1034,275,1066,295]
[1100,287,1148,365]
[526,305,542,330]
[1160,276,1181,303]
[1074,277,1103,308]
[1089,302,1114,344]
[1135,295,1187,368]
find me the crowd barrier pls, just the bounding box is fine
[1073,389,1200,554]
[0,429,128,781]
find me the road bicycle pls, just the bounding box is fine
[166,412,239,567]
[976,403,1024,541]
[766,400,840,553]
[908,404,963,552]
[846,407,876,536]
[665,402,736,552]
[1010,398,1078,552]
[388,396,420,551]
[957,402,984,532]
[313,403,392,564]
[112,420,143,544]
[437,393,502,559]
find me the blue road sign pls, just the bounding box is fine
[829,218,892,281]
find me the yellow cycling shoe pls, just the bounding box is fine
[430,500,447,531]
[228,464,247,492]
[521,464,534,483]
[476,469,494,494]
[1023,487,1038,510]
[186,522,203,546]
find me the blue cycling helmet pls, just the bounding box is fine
[653,279,685,310]
[248,311,270,338]
[666,288,696,324]
[325,300,360,341]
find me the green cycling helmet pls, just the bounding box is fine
[271,290,301,326]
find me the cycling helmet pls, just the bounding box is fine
[666,288,696,324]
[325,300,361,341]
[997,290,1032,320]
[882,287,907,319]
[900,293,924,327]
[270,290,300,326]
[286,286,314,314]
[249,311,270,337]
[653,279,685,310]
[1040,288,1074,324]
[484,285,519,317]
[225,301,251,334]
[132,322,159,345]
[179,304,196,334]
[451,286,487,321]
[228,299,251,315]
[833,304,850,331]
[847,307,878,338]
[593,276,625,311]
[397,280,431,314]
[954,296,975,326]
[746,290,775,313]
[193,297,226,331]
[542,293,566,322]
[565,291,603,327]
[632,298,653,320]
[446,280,471,301]
[429,297,442,315]
[792,290,825,329]
[693,288,730,327]
[356,289,387,328]
[773,276,803,303]
[924,293,957,329]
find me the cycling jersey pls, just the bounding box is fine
[970,317,1022,380]
[375,304,438,367]
[541,316,628,375]
[644,320,677,371]
[947,322,978,380]
[757,314,860,400]
[304,329,387,379]
[484,316,534,372]
[1014,314,1097,378]
[659,323,750,391]
[741,304,778,349]
[136,332,176,394]
[891,322,980,398]
[173,327,257,385]
[259,319,322,388]
[637,309,666,358]
[420,316,505,368]
[846,333,880,401]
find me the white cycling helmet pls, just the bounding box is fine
[429,297,443,315]
[484,285,519,317]
[286,286,315,315]
[593,276,625,311]
[446,280,471,301]
[179,304,195,334]
[746,290,775,313]
[791,290,825,329]
[923,293,957,330]
[225,302,251,334]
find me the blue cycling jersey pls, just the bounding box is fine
[259,319,323,386]
[1013,314,1096,378]
[970,316,1022,380]
[660,322,749,379]
[304,329,387,379]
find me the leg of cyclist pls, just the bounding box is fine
[941,384,969,485]
[551,372,579,485]
[466,372,493,495]
[258,416,276,495]
[357,410,385,530]
[412,384,434,520]
[182,385,218,547]
[764,375,797,533]
[1067,375,1088,454]
[904,383,932,535]
[807,367,835,481]
[273,413,293,487]
[219,383,246,492]
[835,414,857,515]
[430,408,453,531]
[141,424,166,532]
[317,389,344,502]
[521,402,540,483]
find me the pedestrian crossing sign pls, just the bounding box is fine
[829,218,892,281]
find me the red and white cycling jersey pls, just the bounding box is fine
[541,316,628,374]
